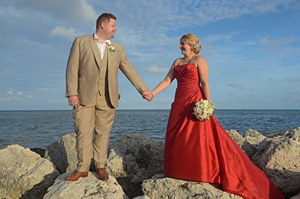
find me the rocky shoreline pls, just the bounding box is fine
[1,127,300,199]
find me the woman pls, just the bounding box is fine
[150,34,284,199]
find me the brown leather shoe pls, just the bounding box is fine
[65,170,88,181]
[97,168,109,181]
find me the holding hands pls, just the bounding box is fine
[142,90,154,102]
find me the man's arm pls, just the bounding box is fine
[66,38,80,108]
[66,38,80,98]
[119,46,150,97]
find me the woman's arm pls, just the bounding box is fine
[196,56,210,101]
[151,59,179,97]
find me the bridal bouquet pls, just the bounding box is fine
[193,99,215,121]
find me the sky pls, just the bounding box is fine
[0,0,299,110]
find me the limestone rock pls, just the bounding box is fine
[0,145,59,199]
[133,196,150,199]
[243,129,266,148]
[252,127,300,197]
[227,129,257,158]
[30,148,46,157]
[0,194,12,199]
[44,172,128,199]
[291,191,300,199]
[44,133,77,173]
[106,134,164,197]
[142,174,243,199]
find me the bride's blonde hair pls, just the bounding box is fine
[181,34,202,54]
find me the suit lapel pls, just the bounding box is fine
[106,43,111,69]
[90,38,102,70]
[102,46,108,68]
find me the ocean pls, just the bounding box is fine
[0,109,299,150]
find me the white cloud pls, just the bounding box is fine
[285,90,295,94]
[227,82,242,88]
[284,78,300,81]
[281,96,295,102]
[259,36,295,49]
[90,0,296,43]
[250,88,256,91]
[38,88,48,91]
[147,66,169,73]
[0,98,12,102]
[259,3,279,13]
[7,91,13,95]
[47,99,63,103]
[50,26,82,41]
[17,0,97,22]
[27,95,33,98]
[227,82,244,90]
[17,92,23,96]
[202,34,233,44]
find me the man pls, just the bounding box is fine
[65,13,153,181]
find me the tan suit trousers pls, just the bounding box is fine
[73,92,115,172]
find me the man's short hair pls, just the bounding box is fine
[96,13,117,30]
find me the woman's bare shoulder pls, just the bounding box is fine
[195,55,205,61]
[172,58,183,67]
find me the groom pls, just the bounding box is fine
[65,13,153,181]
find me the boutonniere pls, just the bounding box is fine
[107,44,116,52]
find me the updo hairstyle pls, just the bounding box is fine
[180,33,202,54]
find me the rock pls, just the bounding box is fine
[227,129,257,159]
[106,134,164,198]
[133,196,150,199]
[30,148,46,157]
[0,145,59,199]
[44,133,78,174]
[142,174,243,199]
[44,172,128,199]
[252,127,300,197]
[243,129,266,148]
[0,194,12,199]
[291,191,300,199]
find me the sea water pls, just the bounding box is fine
[0,109,299,149]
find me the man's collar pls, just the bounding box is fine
[94,33,111,44]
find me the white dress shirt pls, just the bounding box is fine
[94,33,111,60]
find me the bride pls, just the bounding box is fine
[148,33,284,199]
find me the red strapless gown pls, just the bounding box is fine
[164,64,284,199]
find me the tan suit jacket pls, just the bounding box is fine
[65,34,149,107]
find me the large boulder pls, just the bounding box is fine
[105,134,164,197]
[243,129,266,148]
[0,145,59,199]
[142,174,243,199]
[291,191,300,199]
[133,196,150,199]
[44,133,77,173]
[44,172,128,199]
[0,194,12,199]
[252,127,300,197]
[227,129,257,159]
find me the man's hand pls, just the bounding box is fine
[68,95,79,109]
[142,90,154,102]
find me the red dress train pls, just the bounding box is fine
[164,64,284,199]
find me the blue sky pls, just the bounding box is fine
[0,0,299,110]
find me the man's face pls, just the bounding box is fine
[103,19,117,39]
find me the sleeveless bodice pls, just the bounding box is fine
[173,64,203,102]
